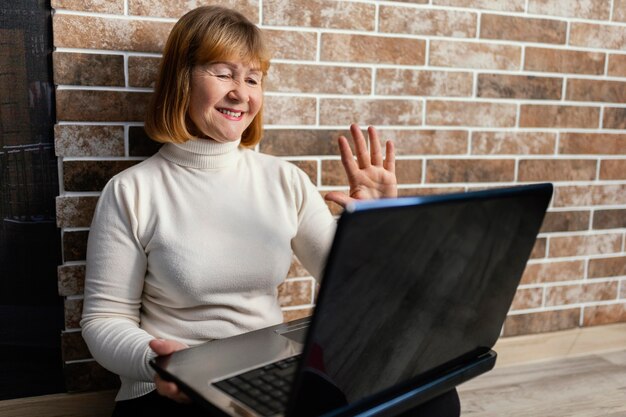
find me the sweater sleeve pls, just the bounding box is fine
[290,168,336,281]
[80,178,157,382]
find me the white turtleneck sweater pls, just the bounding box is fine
[80,138,336,401]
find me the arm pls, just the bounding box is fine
[80,179,157,383]
[324,124,397,208]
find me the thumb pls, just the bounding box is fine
[149,339,188,356]
[324,191,353,209]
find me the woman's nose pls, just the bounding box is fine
[227,80,249,102]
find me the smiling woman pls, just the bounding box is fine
[143,6,269,147]
[78,5,410,417]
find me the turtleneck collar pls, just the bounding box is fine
[158,138,242,169]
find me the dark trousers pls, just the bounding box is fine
[112,388,460,417]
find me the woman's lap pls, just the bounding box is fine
[112,388,460,417]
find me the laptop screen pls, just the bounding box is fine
[290,184,551,415]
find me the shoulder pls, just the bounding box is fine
[102,153,167,194]
[241,149,315,187]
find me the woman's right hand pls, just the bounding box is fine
[149,338,191,403]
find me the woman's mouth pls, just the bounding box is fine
[218,108,243,119]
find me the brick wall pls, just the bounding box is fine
[52,0,626,391]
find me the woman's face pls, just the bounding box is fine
[188,60,263,143]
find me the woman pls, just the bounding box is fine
[81,5,458,416]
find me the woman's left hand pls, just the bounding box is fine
[324,124,397,208]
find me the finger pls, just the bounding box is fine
[368,126,383,167]
[155,376,191,403]
[337,136,359,180]
[383,140,396,174]
[349,124,370,169]
[324,191,354,209]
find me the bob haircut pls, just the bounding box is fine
[145,6,270,147]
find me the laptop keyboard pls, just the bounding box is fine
[213,356,300,417]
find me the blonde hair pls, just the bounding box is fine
[144,6,270,147]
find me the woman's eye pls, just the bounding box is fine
[216,74,232,80]
[246,78,260,86]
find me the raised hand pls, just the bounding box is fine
[150,338,191,403]
[324,124,397,208]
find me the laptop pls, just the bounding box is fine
[150,183,553,417]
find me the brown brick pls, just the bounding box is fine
[593,209,626,229]
[378,130,468,155]
[549,233,622,257]
[278,279,313,306]
[471,132,555,155]
[604,107,626,129]
[264,29,317,61]
[395,160,424,184]
[263,96,317,126]
[520,105,600,128]
[51,0,124,14]
[588,256,626,278]
[265,63,371,95]
[524,47,605,75]
[56,90,151,122]
[616,0,626,22]
[319,99,422,126]
[53,14,173,53]
[608,54,626,77]
[546,282,618,306]
[56,196,99,228]
[54,125,125,157]
[64,298,83,329]
[559,133,626,155]
[128,56,160,88]
[376,69,472,97]
[263,0,375,30]
[553,184,626,207]
[510,288,544,311]
[53,52,124,87]
[282,307,314,323]
[321,160,347,186]
[583,304,626,326]
[540,211,590,233]
[321,34,425,65]
[570,22,626,50]
[287,256,309,278]
[64,361,119,392]
[63,160,138,192]
[480,14,566,44]
[379,6,477,37]
[129,126,162,157]
[61,331,91,362]
[531,237,547,259]
[502,308,580,337]
[260,129,346,156]
[129,0,258,21]
[58,264,86,296]
[429,40,521,70]
[427,101,517,127]
[518,159,597,182]
[600,160,626,180]
[63,231,89,262]
[432,0,525,11]
[521,260,585,284]
[567,79,626,103]
[425,159,515,183]
[477,74,562,100]
[528,0,611,19]
[289,160,317,184]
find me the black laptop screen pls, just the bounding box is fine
[291,185,551,415]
